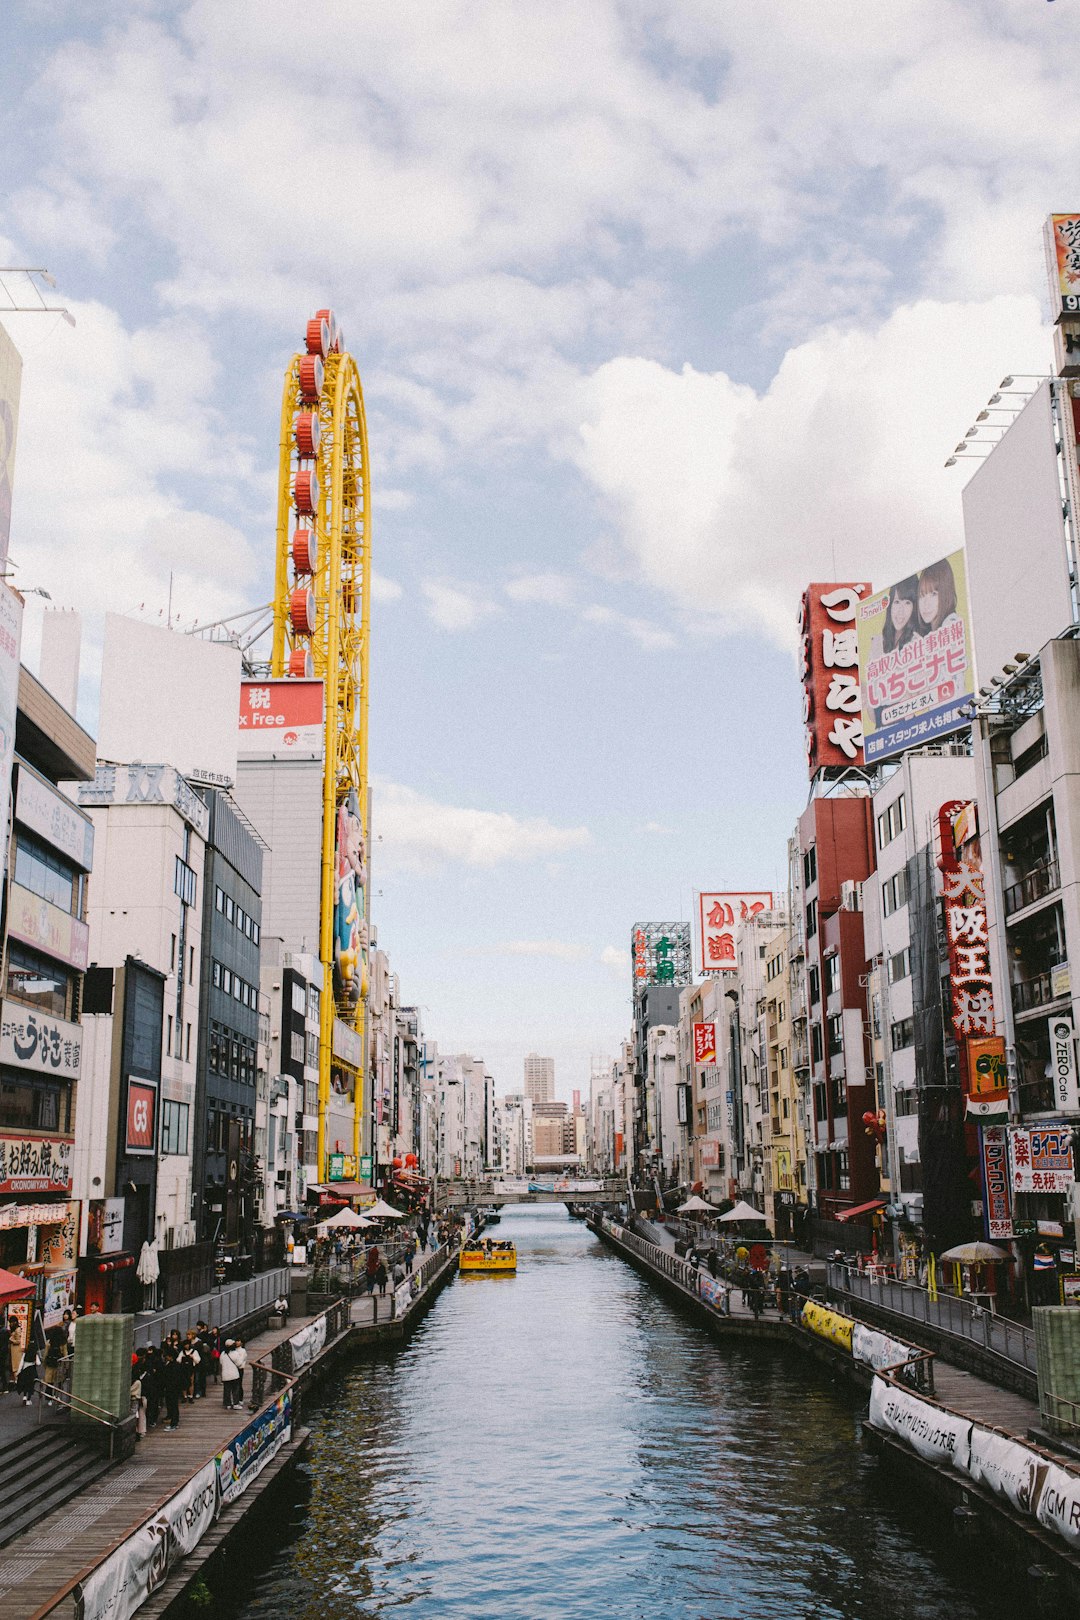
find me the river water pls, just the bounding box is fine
[223,1206,1021,1620]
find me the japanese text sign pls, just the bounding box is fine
[630,922,692,992]
[693,1022,717,1065]
[800,582,871,777]
[697,892,773,975]
[1049,1016,1079,1115]
[0,1010,82,1079]
[857,550,974,763]
[1045,214,1080,320]
[1009,1126,1075,1194]
[7,883,89,971]
[0,1134,72,1194]
[239,679,324,760]
[16,769,94,871]
[125,1079,157,1155]
[938,802,1004,1123]
[980,1125,1013,1240]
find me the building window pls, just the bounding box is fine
[174,855,197,909]
[827,1014,844,1056]
[161,1100,190,1156]
[307,985,320,1023]
[166,1014,173,1056]
[212,961,222,988]
[808,964,821,1005]
[170,934,177,971]
[876,795,907,851]
[252,921,260,946]
[806,899,818,939]
[837,1150,850,1191]
[291,1031,305,1064]
[813,1082,828,1122]
[306,1032,318,1069]
[185,1023,192,1062]
[890,1017,914,1052]
[216,887,225,913]
[225,896,235,922]
[882,870,908,917]
[803,846,817,889]
[5,945,72,1019]
[13,834,81,915]
[887,947,911,985]
[0,1074,65,1132]
[825,954,840,996]
[810,1023,824,1065]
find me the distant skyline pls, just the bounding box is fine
[0,1,1069,1099]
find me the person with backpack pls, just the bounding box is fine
[220,1339,243,1408]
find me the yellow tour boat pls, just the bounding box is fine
[459,1239,517,1273]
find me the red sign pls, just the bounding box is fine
[0,1134,73,1194]
[693,1022,717,1064]
[125,1080,157,1154]
[800,582,872,776]
[238,679,324,758]
[698,892,773,974]
[938,802,1005,1123]
[980,1125,1012,1239]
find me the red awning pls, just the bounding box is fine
[0,1267,35,1306]
[835,1198,888,1223]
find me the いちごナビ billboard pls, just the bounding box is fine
[857,550,974,763]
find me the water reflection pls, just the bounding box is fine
[224,1205,1021,1620]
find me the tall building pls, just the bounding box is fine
[523,1052,554,1105]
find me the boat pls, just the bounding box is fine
[459,1239,517,1273]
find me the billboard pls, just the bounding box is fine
[333,787,367,1007]
[697,892,774,974]
[857,551,974,763]
[938,801,1005,1120]
[1044,214,1080,319]
[238,678,325,760]
[800,582,872,776]
[125,1079,157,1155]
[0,325,21,569]
[1009,1125,1075,1194]
[980,1125,1013,1240]
[631,922,692,993]
[693,1022,717,1065]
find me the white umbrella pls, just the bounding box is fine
[317,1207,374,1232]
[717,1200,768,1224]
[365,1198,406,1220]
[939,1241,1011,1263]
[676,1194,717,1213]
[136,1239,160,1284]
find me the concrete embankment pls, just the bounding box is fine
[592,1216,1080,1607]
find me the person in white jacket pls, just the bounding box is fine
[219,1339,243,1409]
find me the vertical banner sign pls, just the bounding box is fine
[1049,1016,1079,1114]
[693,1022,717,1065]
[0,582,23,890]
[980,1124,1013,1240]
[857,551,975,763]
[938,801,1007,1120]
[1045,214,1080,319]
[697,892,774,974]
[800,582,872,776]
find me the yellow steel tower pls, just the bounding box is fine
[270,310,372,1180]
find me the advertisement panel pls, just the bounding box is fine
[0,582,22,891]
[801,1300,854,1353]
[0,1134,72,1194]
[333,788,367,1008]
[6,882,89,970]
[851,1323,918,1373]
[0,1008,82,1079]
[239,678,324,759]
[87,1197,125,1256]
[1049,1015,1079,1114]
[125,1080,157,1155]
[631,922,692,991]
[800,582,872,775]
[968,1427,1045,1514]
[1044,213,1080,318]
[1009,1125,1075,1194]
[692,1022,717,1064]
[980,1124,1013,1240]
[74,1458,219,1620]
[15,768,94,870]
[857,551,974,762]
[216,1391,292,1505]
[938,801,1007,1121]
[868,1377,972,1472]
[698,1138,719,1168]
[696,893,773,975]
[964,1036,1008,1122]
[77,763,208,837]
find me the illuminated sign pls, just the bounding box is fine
[693,1022,717,1065]
[800,582,871,776]
[697,892,773,974]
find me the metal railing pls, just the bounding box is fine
[1011,969,1063,1016]
[601,1219,698,1293]
[1040,1387,1080,1438]
[828,1262,1036,1373]
[33,1380,130,1459]
[1003,858,1059,917]
[132,1265,290,1348]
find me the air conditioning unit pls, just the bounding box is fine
[840,881,862,912]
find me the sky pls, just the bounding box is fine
[0,0,1072,1101]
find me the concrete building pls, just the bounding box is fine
[763,928,805,1239]
[523,1052,554,1105]
[679,977,736,1204]
[492,1093,532,1176]
[732,912,788,1208]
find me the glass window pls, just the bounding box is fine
[252,922,260,946]
[887,947,911,985]
[222,969,232,995]
[307,985,320,1023]
[212,961,222,988]
[13,835,79,915]
[161,1100,190,1156]
[806,899,817,938]
[808,965,820,1005]
[5,945,72,1019]
[225,896,235,922]
[216,887,225,913]
[891,1017,914,1052]
[827,1014,844,1056]
[0,1075,64,1132]
[803,847,817,889]
[825,954,840,995]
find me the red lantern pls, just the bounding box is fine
[290,588,316,635]
[294,468,319,515]
[288,648,313,678]
[405,1153,417,1167]
[292,529,318,574]
[298,354,324,403]
[305,317,329,358]
[295,411,320,457]
[392,1156,404,1169]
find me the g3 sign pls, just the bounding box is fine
[126,1079,157,1154]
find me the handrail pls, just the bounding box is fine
[34,1379,128,1458]
[828,1261,1036,1374]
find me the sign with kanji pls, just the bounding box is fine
[1045,214,1080,319]
[697,892,773,975]
[938,801,1007,1121]
[0,1010,82,1078]
[800,582,872,777]
[0,1134,73,1195]
[1009,1125,1075,1194]
[693,1022,717,1065]
[630,922,692,993]
[239,679,324,760]
[980,1124,1013,1239]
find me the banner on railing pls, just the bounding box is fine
[868,1378,971,1471]
[699,1276,727,1310]
[217,1390,292,1505]
[968,1426,1046,1514]
[802,1300,854,1352]
[74,1459,219,1620]
[287,1314,327,1370]
[1036,1459,1080,1549]
[851,1322,918,1373]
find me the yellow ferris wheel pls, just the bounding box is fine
[270,309,372,1178]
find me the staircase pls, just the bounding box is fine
[0,1421,115,1548]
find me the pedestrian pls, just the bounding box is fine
[231,1337,247,1404]
[161,1349,184,1430]
[142,1345,162,1427]
[0,1313,11,1393]
[366,1243,380,1294]
[131,1362,147,1439]
[42,1322,67,1402]
[707,1249,718,1280]
[776,1265,792,1316]
[16,1342,38,1405]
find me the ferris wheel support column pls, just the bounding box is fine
[270,369,297,678]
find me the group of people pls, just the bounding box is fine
[0,1303,105,1406]
[129,1323,249,1436]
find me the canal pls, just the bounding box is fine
[222,1206,1022,1620]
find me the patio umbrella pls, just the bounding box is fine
[365,1198,406,1220]
[0,1267,34,1307]
[136,1239,159,1285]
[938,1241,1012,1263]
[717,1200,767,1224]
[317,1207,374,1231]
[676,1195,717,1214]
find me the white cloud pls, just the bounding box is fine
[642,821,674,836]
[505,572,576,607]
[420,579,501,632]
[579,603,676,651]
[371,572,404,603]
[465,940,589,962]
[375,781,590,871]
[571,295,1050,647]
[599,945,629,970]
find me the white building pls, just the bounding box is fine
[523,1052,554,1105]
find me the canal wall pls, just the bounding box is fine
[592,1216,1080,1605]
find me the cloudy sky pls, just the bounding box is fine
[0,1,1069,1099]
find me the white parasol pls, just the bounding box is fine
[717,1200,768,1224]
[365,1198,406,1220]
[136,1239,160,1284]
[317,1207,374,1233]
[676,1194,717,1213]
